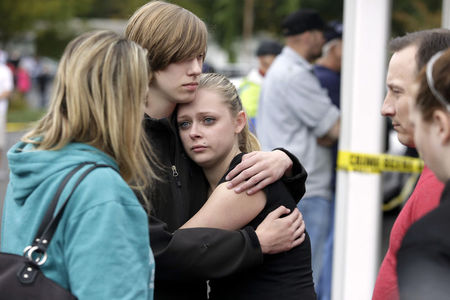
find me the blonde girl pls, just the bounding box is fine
[1,30,155,300]
[177,73,316,300]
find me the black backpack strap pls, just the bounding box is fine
[25,163,116,261]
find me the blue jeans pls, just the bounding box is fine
[297,196,333,297]
[317,199,335,300]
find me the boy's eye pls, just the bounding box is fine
[178,121,191,129]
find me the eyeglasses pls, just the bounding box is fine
[426,50,450,112]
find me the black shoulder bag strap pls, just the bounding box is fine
[20,162,115,283]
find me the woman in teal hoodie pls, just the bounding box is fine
[1,31,155,299]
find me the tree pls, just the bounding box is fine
[2,0,442,62]
[0,0,92,46]
[171,0,343,62]
[392,0,442,36]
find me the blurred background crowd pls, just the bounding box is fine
[0,0,443,114]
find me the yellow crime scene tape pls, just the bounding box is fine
[337,150,424,174]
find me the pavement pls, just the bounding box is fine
[0,130,25,225]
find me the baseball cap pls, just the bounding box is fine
[256,40,283,56]
[281,9,326,36]
[324,21,343,42]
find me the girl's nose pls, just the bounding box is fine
[189,122,201,139]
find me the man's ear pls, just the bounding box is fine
[301,31,312,43]
[432,110,450,145]
[235,110,247,134]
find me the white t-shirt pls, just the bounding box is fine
[257,47,340,200]
[0,63,13,114]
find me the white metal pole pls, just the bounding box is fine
[443,0,450,29]
[332,1,391,299]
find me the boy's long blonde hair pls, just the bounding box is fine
[23,30,156,208]
[198,73,261,152]
[126,0,207,79]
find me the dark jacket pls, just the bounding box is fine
[209,153,316,300]
[142,114,307,299]
[397,180,450,300]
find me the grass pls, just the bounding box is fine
[7,109,46,123]
[6,93,47,131]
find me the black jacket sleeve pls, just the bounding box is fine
[149,215,263,281]
[274,148,308,203]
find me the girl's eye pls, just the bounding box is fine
[204,117,215,125]
[178,121,191,129]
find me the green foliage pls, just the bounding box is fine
[7,108,46,123]
[8,93,46,123]
[300,0,343,21]
[0,0,39,43]
[171,0,343,62]
[171,0,211,18]
[254,0,300,34]
[77,0,148,18]
[35,26,77,59]
[392,0,442,36]
[213,0,242,62]
[1,0,444,64]
[9,93,29,111]
[0,0,93,45]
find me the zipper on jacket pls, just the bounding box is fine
[171,165,181,187]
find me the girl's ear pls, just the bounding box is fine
[235,110,247,134]
[432,110,450,145]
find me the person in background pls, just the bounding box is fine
[34,56,53,108]
[314,21,342,111]
[15,59,31,97]
[178,72,316,300]
[312,20,343,300]
[1,30,155,300]
[239,39,282,131]
[257,9,340,296]
[126,2,308,299]
[397,47,450,300]
[202,61,216,73]
[0,50,13,173]
[372,29,450,300]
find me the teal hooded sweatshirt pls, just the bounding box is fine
[1,141,154,300]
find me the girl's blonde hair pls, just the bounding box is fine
[198,73,261,152]
[126,0,207,78]
[23,30,156,208]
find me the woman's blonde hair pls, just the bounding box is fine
[198,73,261,152]
[23,30,156,208]
[126,0,207,77]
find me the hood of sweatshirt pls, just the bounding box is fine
[7,141,118,205]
